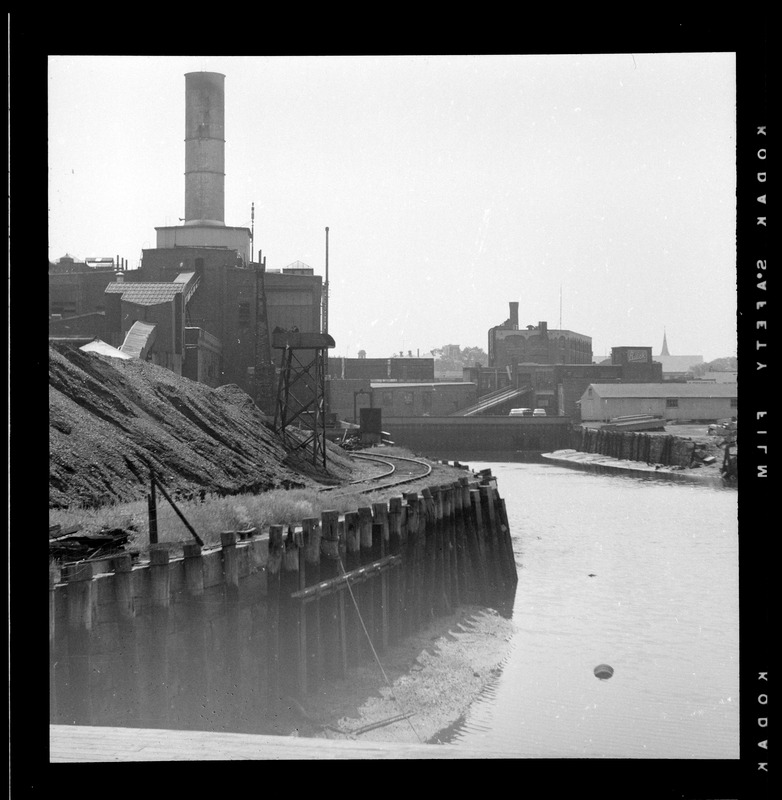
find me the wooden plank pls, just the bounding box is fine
[49,725,501,761]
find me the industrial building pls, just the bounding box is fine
[49,72,324,413]
[327,377,477,424]
[488,302,593,370]
[462,301,662,417]
[578,383,737,423]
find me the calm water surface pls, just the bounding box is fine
[439,460,739,759]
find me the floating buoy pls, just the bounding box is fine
[594,664,614,680]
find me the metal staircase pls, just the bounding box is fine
[451,384,533,416]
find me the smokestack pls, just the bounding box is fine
[184,72,225,226]
[509,301,519,329]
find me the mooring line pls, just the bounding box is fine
[337,554,424,744]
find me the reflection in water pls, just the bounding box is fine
[435,461,739,759]
[49,461,738,758]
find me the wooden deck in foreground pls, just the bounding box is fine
[50,725,499,761]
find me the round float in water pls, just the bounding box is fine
[594,664,614,680]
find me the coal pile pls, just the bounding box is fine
[49,343,360,509]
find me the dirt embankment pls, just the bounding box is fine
[48,344,362,509]
[48,345,470,510]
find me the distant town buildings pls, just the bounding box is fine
[654,330,704,381]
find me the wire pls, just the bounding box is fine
[336,555,424,744]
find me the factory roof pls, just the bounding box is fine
[105,282,185,306]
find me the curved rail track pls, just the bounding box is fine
[319,451,433,495]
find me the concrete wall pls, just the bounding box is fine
[383,416,571,452]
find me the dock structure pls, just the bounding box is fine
[49,471,517,742]
[49,724,503,761]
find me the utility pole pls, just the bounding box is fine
[250,202,255,262]
[323,226,329,335]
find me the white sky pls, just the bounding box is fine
[48,53,737,362]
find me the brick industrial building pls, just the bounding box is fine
[49,72,323,413]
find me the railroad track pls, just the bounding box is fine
[319,452,433,495]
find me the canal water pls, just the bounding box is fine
[434,458,739,759]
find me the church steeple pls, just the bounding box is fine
[660,328,670,356]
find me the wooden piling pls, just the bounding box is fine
[479,484,504,591]
[301,517,322,689]
[442,485,457,609]
[468,488,489,602]
[420,487,436,622]
[452,480,470,604]
[112,554,135,620]
[343,511,362,665]
[372,503,391,648]
[433,486,449,614]
[183,543,204,597]
[49,565,58,647]
[266,525,284,703]
[181,544,207,727]
[221,531,239,601]
[357,506,376,656]
[149,544,171,609]
[280,527,303,695]
[496,496,518,586]
[320,510,345,677]
[147,544,171,727]
[402,492,422,632]
[373,522,390,652]
[147,477,158,545]
[388,497,404,643]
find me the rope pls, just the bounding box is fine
[336,554,424,744]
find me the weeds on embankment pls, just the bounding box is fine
[49,487,395,557]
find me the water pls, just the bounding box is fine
[438,459,739,759]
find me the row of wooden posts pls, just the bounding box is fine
[573,427,695,467]
[268,472,517,699]
[50,470,518,716]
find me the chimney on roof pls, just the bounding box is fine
[184,72,226,227]
[539,321,548,335]
[509,301,519,329]
[115,271,124,283]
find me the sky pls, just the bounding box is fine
[48,53,737,362]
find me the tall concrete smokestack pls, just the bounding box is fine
[509,301,519,329]
[184,72,225,226]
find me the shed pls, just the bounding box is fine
[578,383,737,422]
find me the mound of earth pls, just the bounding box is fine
[48,343,361,509]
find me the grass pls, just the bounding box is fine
[49,486,402,558]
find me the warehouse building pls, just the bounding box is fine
[578,383,737,423]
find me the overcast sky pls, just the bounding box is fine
[48,53,737,362]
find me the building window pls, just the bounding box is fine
[383,391,393,405]
[730,398,738,408]
[666,398,679,408]
[403,392,414,405]
[238,302,251,327]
